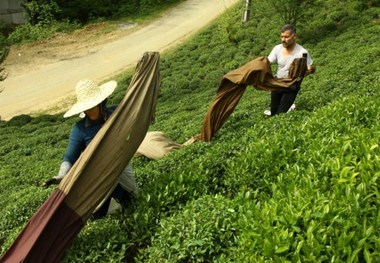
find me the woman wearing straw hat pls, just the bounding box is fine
[43,79,138,218]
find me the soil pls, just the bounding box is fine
[0,0,239,120]
[0,22,142,120]
[3,22,140,80]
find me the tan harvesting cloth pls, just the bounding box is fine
[136,131,182,160]
[200,56,307,141]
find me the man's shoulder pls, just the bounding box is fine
[295,43,308,52]
[272,44,283,50]
[269,44,282,56]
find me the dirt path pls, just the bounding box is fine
[0,0,239,121]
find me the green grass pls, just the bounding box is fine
[1,1,380,262]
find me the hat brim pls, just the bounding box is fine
[64,80,117,118]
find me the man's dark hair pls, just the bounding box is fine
[281,24,296,34]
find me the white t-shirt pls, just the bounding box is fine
[268,43,313,78]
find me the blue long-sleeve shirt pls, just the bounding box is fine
[55,105,137,197]
[63,106,116,164]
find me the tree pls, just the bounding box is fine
[258,0,315,27]
[21,0,60,26]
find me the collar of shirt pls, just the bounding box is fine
[84,108,113,128]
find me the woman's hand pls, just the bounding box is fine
[43,178,59,188]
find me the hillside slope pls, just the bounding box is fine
[1,1,380,262]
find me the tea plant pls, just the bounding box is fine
[1,1,380,262]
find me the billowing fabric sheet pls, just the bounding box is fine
[0,52,161,263]
[136,131,182,160]
[200,56,307,141]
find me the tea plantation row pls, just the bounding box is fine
[1,1,380,262]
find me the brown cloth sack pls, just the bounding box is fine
[200,56,307,141]
[0,52,160,263]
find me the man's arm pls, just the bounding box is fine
[268,45,279,64]
[305,64,316,76]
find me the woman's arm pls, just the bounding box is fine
[43,124,85,187]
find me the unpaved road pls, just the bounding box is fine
[0,0,239,120]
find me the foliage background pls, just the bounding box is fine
[1,0,380,262]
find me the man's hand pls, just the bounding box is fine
[305,64,316,77]
[43,178,59,188]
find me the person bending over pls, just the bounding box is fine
[43,79,138,218]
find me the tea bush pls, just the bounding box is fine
[137,195,240,262]
[225,94,380,261]
[1,0,380,262]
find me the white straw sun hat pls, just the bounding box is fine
[64,79,117,118]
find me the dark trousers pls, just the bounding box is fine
[270,86,300,115]
[92,183,131,219]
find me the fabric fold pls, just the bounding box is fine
[200,56,307,141]
[1,52,161,263]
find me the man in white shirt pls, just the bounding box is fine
[266,24,316,116]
